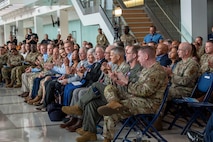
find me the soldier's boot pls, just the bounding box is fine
[6,80,14,88]
[153,116,163,131]
[62,105,83,116]
[97,101,126,116]
[14,78,22,88]
[13,84,21,88]
[76,127,87,135]
[103,138,111,142]
[5,79,10,85]
[76,131,97,142]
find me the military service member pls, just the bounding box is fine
[120,26,136,47]
[0,46,8,82]
[199,40,213,74]
[165,42,200,100]
[1,48,24,86]
[7,44,40,88]
[96,28,109,48]
[97,46,168,142]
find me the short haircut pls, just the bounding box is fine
[64,40,74,46]
[138,46,156,59]
[87,48,95,56]
[95,46,105,52]
[111,46,125,58]
[150,25,157,30]
[206,40,213,44]
[131,45,141,54]
[196,36,203,41]
[87,42,93,48]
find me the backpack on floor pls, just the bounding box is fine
[47,103,66,121]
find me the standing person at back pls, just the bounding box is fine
[26,28,38,45]
[120,26,136,47]
[208,26,213,41]
[96,28,109,48]
[143,25,163,45]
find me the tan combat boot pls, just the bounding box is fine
[62,105,83,115]
[76,131,97,142]
[6,80,14,88]
[5,79,10,86]
[76,127,86,135]
[13,84,21,88]
[103,138,111,142]
[97,101,126,116]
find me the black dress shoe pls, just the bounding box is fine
[60,117,78,128]
[187,130,204,142]
[67,118,83,132]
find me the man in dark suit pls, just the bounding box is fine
[156,43,172,67]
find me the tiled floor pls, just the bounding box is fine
[0,86,200,142]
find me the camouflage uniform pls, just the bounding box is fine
[78,61,130,134]
[0,54,8,81]
[103,62,168,140]
[199,54,213,74]
[20,54,52,94]
[197,46,205,59]
[10,52,40,85]
[96,33,109,48]
[120,33,136,46]
[168,57,200,100]
[1,54,23,80]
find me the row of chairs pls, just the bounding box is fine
[109,72,213,142]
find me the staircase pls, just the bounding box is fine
[122,9,153,43]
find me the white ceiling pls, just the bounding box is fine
[0,0,72,17]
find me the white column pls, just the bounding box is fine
[4,24,10,44]
[16,20,24,43]
[181,0,207,42]
[0,26,4,45]
[57,9,69,40]
[34,16,43,43]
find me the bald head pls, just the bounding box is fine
[156,43,168,56]
[178,42,192,60]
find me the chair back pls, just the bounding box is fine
[197,72,213,102]
[197,72,213,93]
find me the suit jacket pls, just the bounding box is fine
[156,54,172,67]
[82,58,107,87]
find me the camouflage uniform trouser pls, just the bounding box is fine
[1,67,13,80]
[168,86,192,101]
[10,65,28,85]
[103,85,158,140]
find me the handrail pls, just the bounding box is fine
[153,0,189,42]
[99,5,114,35]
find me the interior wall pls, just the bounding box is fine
[207,0,213,34]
